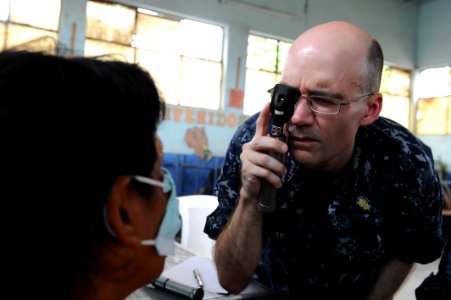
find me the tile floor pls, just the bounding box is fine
[394,258,440,300]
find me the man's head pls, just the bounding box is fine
[281,21,384,172]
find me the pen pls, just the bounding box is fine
[193,268,204,289]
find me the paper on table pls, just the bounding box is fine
[160,256,269,297]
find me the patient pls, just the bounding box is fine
[0,51,181,300]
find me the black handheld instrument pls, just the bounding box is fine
[258,84,300,213]
[153,276,204,300]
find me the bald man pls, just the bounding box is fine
[204,21,444,299]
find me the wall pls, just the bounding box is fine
[417,0,451,69]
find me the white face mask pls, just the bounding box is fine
[104,167,181,256]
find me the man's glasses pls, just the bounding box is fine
[301,92,375,115]
[269,87,374,115]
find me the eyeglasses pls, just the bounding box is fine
[268,87,375,115]
[131,168,172,194]
[297,92,375,115]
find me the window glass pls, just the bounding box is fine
[134,13,179,54]
[277,41,291,73]
[0,23,5,49]
[84,39,134,62]
[0,0,8,22]
[379,66,411,128]
[244,34,292,115]
[416,66,451,134]
[85,0,224,110]
[136,49,181,105]
[417,66,451,98]
[1,0,60,53]
[380,95,410,128]
[177,19,223,62]
[246,35,278,72]
[416,97,450,134]
[380,66,410,96]
[86,1,135,45]
[9,0,60,30]
[179,57,222,109]
[244,69,279,115]
[5,24,57,52]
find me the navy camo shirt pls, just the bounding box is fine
[204,113,445,299]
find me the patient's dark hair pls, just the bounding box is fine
[0,50,164,297]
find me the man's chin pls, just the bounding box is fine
[290,150,319,166]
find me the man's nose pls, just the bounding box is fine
[290,97,314,125]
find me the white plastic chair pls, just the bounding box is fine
[178,195,218,258]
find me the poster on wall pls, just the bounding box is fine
[184,126,212,161]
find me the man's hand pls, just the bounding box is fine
[214,103,288,294]
[240,102,288,200]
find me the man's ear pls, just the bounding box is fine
[360,93,383,126]
[105,175,142,247]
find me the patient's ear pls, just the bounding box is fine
[105,175,142,247]
[360,93,382,126]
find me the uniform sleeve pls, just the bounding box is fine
[383,137,445,264]
[203,113,258,239]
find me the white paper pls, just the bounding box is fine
[160,256,269,297]
[161,256,227,294]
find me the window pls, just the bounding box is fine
[85,0,224,110]
[416,66,451,134]
[379,66,411,129]
[0,0,60,53]
[243,34,291,116]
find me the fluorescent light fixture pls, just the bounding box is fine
[137,8,159,16]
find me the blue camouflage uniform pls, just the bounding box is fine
[204,113,445,299]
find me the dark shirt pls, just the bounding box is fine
[204,113,445,299]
